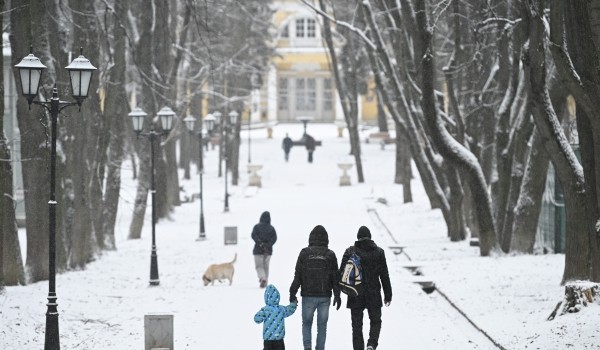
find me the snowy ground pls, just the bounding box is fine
[1,123,598,349]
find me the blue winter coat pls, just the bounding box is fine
[254,284,297,341]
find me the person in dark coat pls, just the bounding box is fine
[340,226,392,350]
[305,134,316,163]
[252,211,278,288]
[282,134,293,162]
[289,225,341,350]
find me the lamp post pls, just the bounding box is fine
[15,47,96,350]
[213,111,222,176]
[183,114,215,241]
[224,110,239,212]
[128,106,175,286]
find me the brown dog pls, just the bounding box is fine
[202,253,237,286]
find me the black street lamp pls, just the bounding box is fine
[128,106,175,286]
[224,110,239,212]
[15,47,96,350]
[183,114,209,241]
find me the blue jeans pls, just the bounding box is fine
[302,297,330,350]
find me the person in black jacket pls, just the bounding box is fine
[340,226,392,350]
[282,134,293,162]
[289,225,341,350]
[252,211,278,288]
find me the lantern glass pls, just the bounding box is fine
[14,52,46,99]
[68,70,93,98]
[204,114,216,132]
[128,107,148,132]
[157,106,175,132]
[228,111,239,125]
[65,50,97,100]
[183,116,196,132]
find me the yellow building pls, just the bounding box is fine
[254,0,378,125]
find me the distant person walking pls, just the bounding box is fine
[340,226,392,350]
[254,284,298,350]
[305,134,316,163]
[289,225,341,350]
[282,134,293,162]
[252,211,278,288]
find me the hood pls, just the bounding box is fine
[355,238,377,252]
[264,284,280,306]
[259,211,271,225]
[309,225,329,247]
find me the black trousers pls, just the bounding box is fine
[263,339,285,350]
[351,307,382,350]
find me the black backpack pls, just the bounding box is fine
[302,248,329,294]
[339,247,364,297]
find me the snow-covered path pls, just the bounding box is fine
[2,124,497,349]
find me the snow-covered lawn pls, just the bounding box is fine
[1,123,597,349]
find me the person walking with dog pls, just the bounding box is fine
[252,211,277,288]
[254,284,298,350]
[340,226,392,350]
[289,225,341,350]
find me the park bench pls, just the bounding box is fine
[292,139,322,147]
[401,263,424,276]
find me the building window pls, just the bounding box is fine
[296,78,306,111]
[296,78,316,111]
[296,19,305,38]
[323,78,333,111]
[307,19,316,38]
[307,78,316,111]
[278,78,288,111]
[294,18,317,38]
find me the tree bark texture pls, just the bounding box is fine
[415,0,497,255]
[526,1,590,283]
[318,0,365,183]
[10,0,51,282]
[557,0,600,282]
[101,0,130,250]
[511,129,549,253]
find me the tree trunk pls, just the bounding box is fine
[511,129,549,253]
[500,93,534,252]
[361,1,449,214]
[395,125,412,203]
[10,0,51,282]
[318,0,365,183]
[0,141,25,285]
[128,0,155,240]
[526,0,590,282]
[69,0,102,267]
[415,0,497,255]
[101,0,130,250]
[555,0,600,283]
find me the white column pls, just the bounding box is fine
[251,88,260,123]
[267,63,277,124]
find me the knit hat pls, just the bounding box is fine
[357,226,371,240]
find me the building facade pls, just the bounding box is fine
[260,0,377,125]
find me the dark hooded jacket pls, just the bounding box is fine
[252,211,277,255]
[289,225,341,298]
[340,239,392,308]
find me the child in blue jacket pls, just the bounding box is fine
[254,284,297,350]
